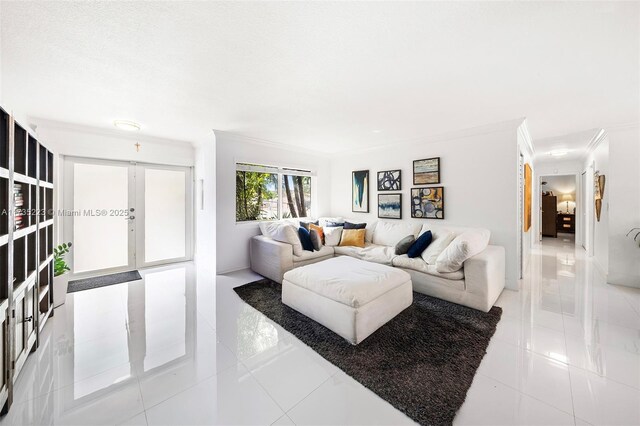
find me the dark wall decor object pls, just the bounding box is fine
[413,157,440,185]
[377,170,401,191]
[378,193,402,219]
[411,187,444,219]
[352,170,369,213]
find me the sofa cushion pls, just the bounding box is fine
[334,243,397,265]
[420,229,456,264]
[343,219,377,243]
[339,229,366,248]
[298,227,315,252]
[324,226,343,246]
[372,221,422,247]
[292,245,334,263]
[392,255,465,280]
[260,223,304,256]
[394,235,415,255]
[407,230,433,258]
[436,229,491,273]
[283,256,411,308]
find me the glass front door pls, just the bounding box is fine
[64,158,192,276]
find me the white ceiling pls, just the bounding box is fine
[1,1,638,152]
[533,129,600,163]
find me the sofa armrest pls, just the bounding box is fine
[250,235,294,283]
[463,245,505,312]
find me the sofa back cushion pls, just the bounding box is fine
[259,222,304,256]
[318,217,344,227]
[420,230,456,264]
[373,221,421,247]
[435,229,491,273]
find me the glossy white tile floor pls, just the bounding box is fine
[2,234,639,425]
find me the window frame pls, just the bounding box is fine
[235,162,314,223]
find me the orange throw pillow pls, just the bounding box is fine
[309,224,325,244]
[339,229,366,248]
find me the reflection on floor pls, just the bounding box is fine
[1,236,639,425]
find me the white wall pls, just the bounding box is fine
[329,120,523,289]
[194,137,216,274]
[583,136,609,276]
[215,131,332,274]
[607,125,640,288]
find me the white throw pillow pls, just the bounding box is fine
[435,229,491,273]
[324,226,344,247]
[420,230,456,265]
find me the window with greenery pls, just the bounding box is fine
[236,163,313,222]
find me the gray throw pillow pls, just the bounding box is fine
[395,235,416,255]
[309,229,322,251]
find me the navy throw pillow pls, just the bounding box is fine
[298,227,315,252]
[344,221,366,230]
[407,231,433,258]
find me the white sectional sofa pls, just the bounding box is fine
[249,219,505,312]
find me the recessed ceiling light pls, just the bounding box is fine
[549,149,569,157]
[372,130,382,134]
[114,120,141,132]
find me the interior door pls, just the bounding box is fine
[64,158,192,277]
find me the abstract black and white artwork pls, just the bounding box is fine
[352,170,369,212]
[377,170,401,191]
[378,194,402,219]
[411,187,444,219]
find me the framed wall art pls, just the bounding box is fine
[377,170,401,191]
[378,193,402,219]
[352,170,369,212]
[411,187,444,219]
[413,157,440,185]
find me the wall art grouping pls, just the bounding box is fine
[413,157,440,185]
[352,170,369,212]
[353,158,444,218]
[378,193,402,219]
[411,187,444,219]
[377,170,401,191]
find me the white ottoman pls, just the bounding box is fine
[282,256,413,345]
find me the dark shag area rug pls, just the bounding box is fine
[234,279,502,426]
[68,270,142,293]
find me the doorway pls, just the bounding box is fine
[63,157,193,277]
[540,174,579,245]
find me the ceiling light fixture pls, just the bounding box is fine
[114,120,141,132]
[549,149,569,157]
[372,130,382,134]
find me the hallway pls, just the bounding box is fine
[468,234,640,424]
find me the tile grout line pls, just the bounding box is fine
[559,294,579,422]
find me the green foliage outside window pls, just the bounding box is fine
[236,171,278,221]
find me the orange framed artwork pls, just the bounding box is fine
[524,163,532,231]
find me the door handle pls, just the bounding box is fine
[126,216,135,220]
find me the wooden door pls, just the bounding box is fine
[542,195,557,238]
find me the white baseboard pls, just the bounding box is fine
[216,266,250,275]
